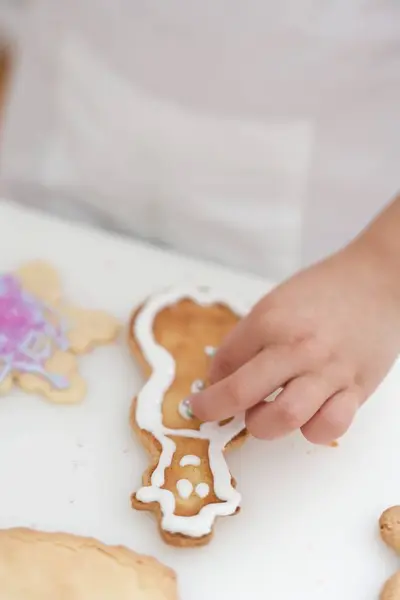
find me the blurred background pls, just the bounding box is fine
[0,1,398,282]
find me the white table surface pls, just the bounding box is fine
[0,198,398,599]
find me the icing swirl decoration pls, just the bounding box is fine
[0,261,120,402]
[131,286,251,542]
[0,274,69,388]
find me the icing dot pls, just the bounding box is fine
[176,479,193,500]
[180,455,201,467]
[190,379,204,393]
[204,345,216,357]
[178,398,193,420]
[195,483,210,499]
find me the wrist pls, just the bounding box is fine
[349,200,400,306]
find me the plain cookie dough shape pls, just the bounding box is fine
[379,506,400,599]
[0,261,120,403]
[129,286,251,547]
[0,528,178,599]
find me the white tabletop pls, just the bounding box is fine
[0,199,397,599]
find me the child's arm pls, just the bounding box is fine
[190,192,400,445]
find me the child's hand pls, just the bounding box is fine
[190,236,400,444]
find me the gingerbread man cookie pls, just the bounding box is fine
[0,261,120,403]
[129,286,250,547]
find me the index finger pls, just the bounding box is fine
[190,344,302,422]
[208,311,265,384]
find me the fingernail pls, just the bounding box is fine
[179,397,194,420]
[185,398,194,418]
[264,387,283,403]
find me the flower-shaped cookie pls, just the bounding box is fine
[0,261,120,403]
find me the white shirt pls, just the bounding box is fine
[1,0,399,280]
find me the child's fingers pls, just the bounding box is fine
[244,373,334,440]
[208,312,264,384]
[300,389,360,444]
[190,345,302,422]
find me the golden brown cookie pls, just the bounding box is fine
[0,528,178,599]
[380,506,400,554]
[379,506,400,599]
[380,571,400,600]
[129,286,250,547]
[0,261,120,403]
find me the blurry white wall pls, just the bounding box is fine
[0,0,399,281]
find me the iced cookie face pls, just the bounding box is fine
[129,286,250,547]
[0,261,120,403]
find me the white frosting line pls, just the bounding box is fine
[176,479,193,499]
[180,454,201,467]
[133,286,250,538]
[195,483,210,499]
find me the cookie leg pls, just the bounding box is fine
[131,429,241,547]
[17,351,86,404]
[62,306,120,354]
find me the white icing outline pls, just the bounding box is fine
[133,286,249,538]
